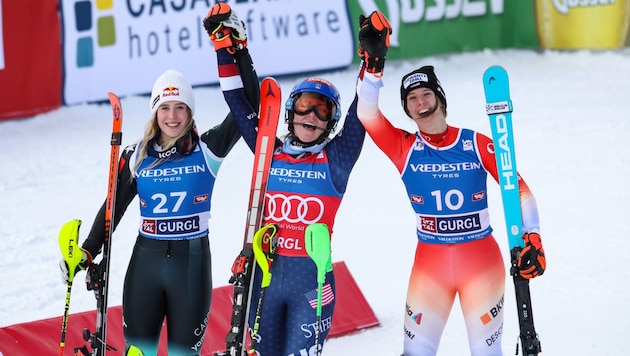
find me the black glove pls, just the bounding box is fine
[517,232,546,279]
[203,3,231,34]
[358,11,392,74]
[203,3,247,51]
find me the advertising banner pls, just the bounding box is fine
[0,0,4,70]
[0,0,62,120]
[59,0,355,105]
[59,0,630,108]
[535,0,630,49]
[348,0,539,60]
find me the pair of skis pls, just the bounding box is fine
[58,93,122,355]
[483,66,542,356]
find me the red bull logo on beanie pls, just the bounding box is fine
[162,86,181,97]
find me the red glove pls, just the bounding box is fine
[517,232,546,279]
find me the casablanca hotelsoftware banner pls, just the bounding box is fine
[59,0,355,105]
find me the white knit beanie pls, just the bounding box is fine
[150,69,195,116]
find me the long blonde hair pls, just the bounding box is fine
[133,107,194,174]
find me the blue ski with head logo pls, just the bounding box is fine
[483,66,522,249]
[483,65,542,356]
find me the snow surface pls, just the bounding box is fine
[1,49,629,355]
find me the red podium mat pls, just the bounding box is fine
[0,261,379,355]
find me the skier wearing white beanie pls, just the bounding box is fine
[61,7,261,355]
[150,69,196,117]
[137,68,200,162]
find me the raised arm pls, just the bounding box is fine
[200,47,260,157]
[204,5,261,153]
[355,11,416,173]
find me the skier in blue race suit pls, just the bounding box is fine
[58,40,260,355]
[204,4,366,355]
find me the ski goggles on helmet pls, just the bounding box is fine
[292,93,335,121]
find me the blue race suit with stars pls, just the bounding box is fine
[215,47,366,356]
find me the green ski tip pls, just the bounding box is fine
[305,223,331,284]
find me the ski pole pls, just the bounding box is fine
[58,219,84,356]
[249,224,278,354]
[305,223,331,356]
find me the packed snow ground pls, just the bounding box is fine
[1,49,629,355]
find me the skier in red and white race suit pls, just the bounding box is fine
[354,11,547,356]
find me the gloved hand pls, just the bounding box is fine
[517,232,546,279]
[358,11,392,74]
[203,3,247,51]
[59,248,92,284]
